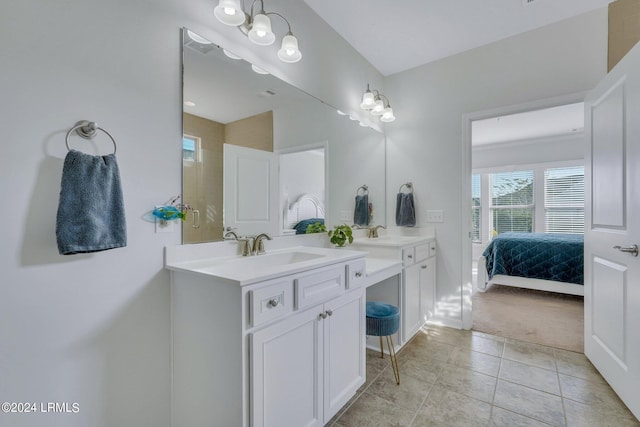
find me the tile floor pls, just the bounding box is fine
[329,326,639,427]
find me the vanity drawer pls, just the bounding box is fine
[346,259,367,289]
[249,279,294,328]
[295,265,345,310]
[403,247,415,265]
[415,243,430,262]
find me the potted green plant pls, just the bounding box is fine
[328,224,353,248]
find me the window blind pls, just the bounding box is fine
[471,174,481,243]
[490,170,534,235]
[544,166,584,234]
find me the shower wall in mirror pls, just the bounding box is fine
[181,28,386,243]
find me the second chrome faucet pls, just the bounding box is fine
[225,231,272,256]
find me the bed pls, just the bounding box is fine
[477,232,584,296]
[284,193,325,234]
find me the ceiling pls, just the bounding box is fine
[302,0,604,144]
[304,0,613,76]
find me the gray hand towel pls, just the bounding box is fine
[56,150,127,255]
[354,194,370,226]
[395,193,416,227]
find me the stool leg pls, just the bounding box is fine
[379,336,384,358]
[386,335,400,385]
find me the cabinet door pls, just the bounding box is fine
[419,257,436,322]
[323,289,366,420]
[250,306,324,427]
[403,262,422,342]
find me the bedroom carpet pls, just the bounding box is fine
[472,284,584,353]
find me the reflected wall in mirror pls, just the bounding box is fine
[181,28,386,243]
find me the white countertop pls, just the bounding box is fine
[165,246,367,286]
[352,234,434,248]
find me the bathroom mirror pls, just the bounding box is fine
[181,28,386,243]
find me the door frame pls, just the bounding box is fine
[460,91,587,329]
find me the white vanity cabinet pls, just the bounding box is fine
[251,287,365,427]
[352,236,436,346]
[403,246,436,341]
[169,252,366,427]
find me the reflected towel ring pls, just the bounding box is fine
[399,182,413,193]
[65,120,117,155]
[356,185,369,196]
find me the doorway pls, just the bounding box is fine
[461,95,587,339]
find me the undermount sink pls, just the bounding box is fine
[225,250,324,268]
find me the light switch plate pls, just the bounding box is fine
[426,210,444,223]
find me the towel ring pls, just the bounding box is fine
[65,120,117,155]
[399,182,413,193]
[356,185,369,196]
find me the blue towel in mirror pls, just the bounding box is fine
[56,150,127,255]
[353,194,370,226]
[395,193,415,227]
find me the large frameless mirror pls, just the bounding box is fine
[181,28,386,243]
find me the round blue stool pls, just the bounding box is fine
[366,302,400,385]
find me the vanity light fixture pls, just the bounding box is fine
[360,84,396,123]
[213,0,302,63]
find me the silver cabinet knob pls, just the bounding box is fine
[407,254,413,259]
[421,265,427,269]
[267,298,279,308]
[326,310,333,317]
[319,312,327,319]
[355,271,363,278]
[613,244,639,257]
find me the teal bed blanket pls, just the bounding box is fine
[482,233,584,285]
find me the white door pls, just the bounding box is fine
[223,143,279,237]
[323,289,366,420]
[584,43,640,419]
[403,263,422,342]
[420,257,436,323]
[250,306,324,427]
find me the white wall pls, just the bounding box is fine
[0,1,382,426]
[384,9,607,328]
[473,133,585,169]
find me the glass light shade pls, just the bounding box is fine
[360,91,375,110]
[187,30,213,45]
[214,0,246,26]
[381,107,396,122]
[223,49,242,60]
[371,99,385,115]
[248,14,275,46]
[277,34,302,63]
[251,64,269,75]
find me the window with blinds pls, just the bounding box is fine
[544,166,584,234]
[183,135,199,162]
[471,174,481,243]
[490,170,534,235]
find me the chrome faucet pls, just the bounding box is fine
[252,233,273,255]
[368,225,386,238]
[223,231,239,240]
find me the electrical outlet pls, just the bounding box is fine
[426,210,444,223]
[155,219,175,233]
